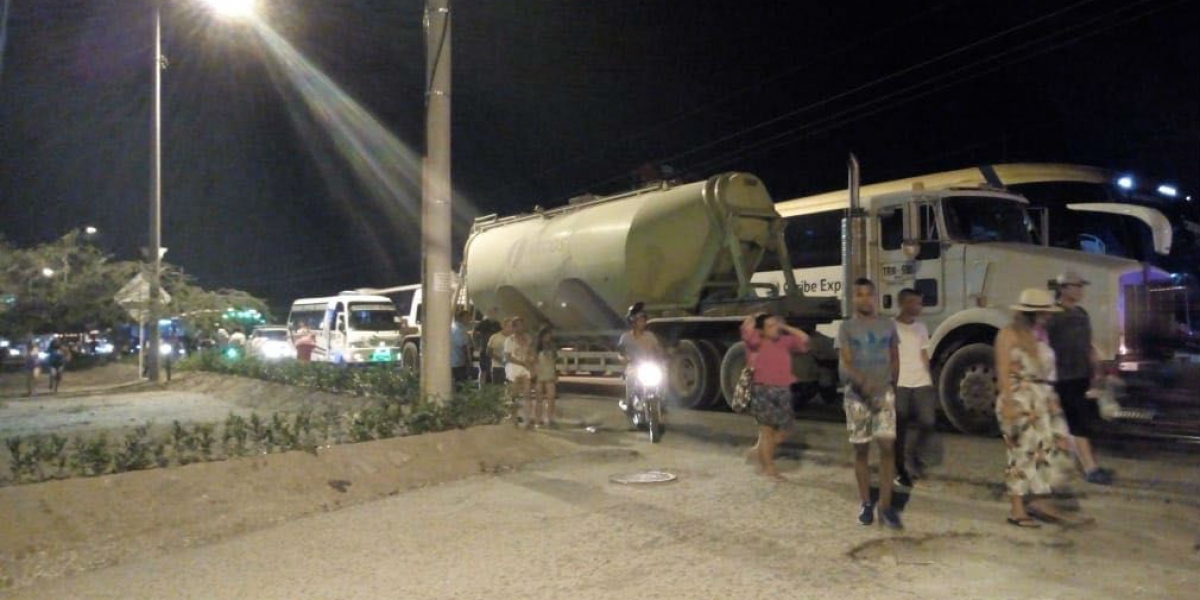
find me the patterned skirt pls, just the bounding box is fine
[750,384,794,430]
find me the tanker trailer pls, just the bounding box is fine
[462,172,839,409]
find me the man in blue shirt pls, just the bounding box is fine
[450,308,474,386]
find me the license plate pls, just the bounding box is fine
[370,349,393,361]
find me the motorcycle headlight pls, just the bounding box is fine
[636,363,664,386]
[159,343,173,356]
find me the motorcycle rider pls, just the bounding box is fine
[617,302,664,416]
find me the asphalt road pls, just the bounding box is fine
[6,392,1198,599]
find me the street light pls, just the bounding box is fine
[202,0,257,20]
[41,267,55,278]
[147,0,257,382]
[84,226,98,236]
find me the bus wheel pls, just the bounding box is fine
[938,343,1000,436]
[668,339,721,409]
[401,342,420,377]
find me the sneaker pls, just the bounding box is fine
[1084,468,1113,485]
[879,506,904,530]
[617,399,629,412]
[858,502,876,526]
[894,473,914,488]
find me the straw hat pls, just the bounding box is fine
[1009,288,1063,312]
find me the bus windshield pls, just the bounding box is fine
[943,196,1033,244]
[348,303,399,332]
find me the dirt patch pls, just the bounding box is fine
[0,425,576,591]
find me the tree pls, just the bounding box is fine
[0,231,269,338]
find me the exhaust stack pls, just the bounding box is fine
[842,154,867,318]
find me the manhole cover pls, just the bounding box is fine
[610,470,677,485]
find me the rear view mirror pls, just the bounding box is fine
[902,202,921,259]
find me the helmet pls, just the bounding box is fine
[626,302,647,324]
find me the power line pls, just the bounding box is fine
[568,0,1107,197]
[490,0,971,200]
[684,0,1182,176]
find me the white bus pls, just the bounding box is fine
[287,293,403,364]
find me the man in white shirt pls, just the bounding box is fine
[893,288,936,488]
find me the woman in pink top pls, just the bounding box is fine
[741,312,810,481]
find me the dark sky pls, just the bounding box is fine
[2,0,1197,313]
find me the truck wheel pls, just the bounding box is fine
[719,342,747,408]
[401,342,420,377]
[668,339,720,409]
[938,343,1000,436]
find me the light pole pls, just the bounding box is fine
[147,1,164,381]
[147,0,255,382]
[421,0,452,404]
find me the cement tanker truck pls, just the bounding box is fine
[458,172,839,409]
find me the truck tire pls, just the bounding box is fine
[401,342,420,377]
[719,342,747,409]
[668,339,721,409]
[937,343,1000,436]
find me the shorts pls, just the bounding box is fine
[844,388,896,445]
[750,384,794,430]
[506,364,531,382]
[1055,378,1099,437]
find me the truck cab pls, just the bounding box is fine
[756,185,1185,434]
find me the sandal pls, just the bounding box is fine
[1007,516,1041,528]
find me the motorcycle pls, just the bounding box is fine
[625,362,666,443]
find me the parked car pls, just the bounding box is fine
[249,326,296,361]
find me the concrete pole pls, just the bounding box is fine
[421,0,453,404]
[147,3,163,382]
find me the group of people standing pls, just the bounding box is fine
[740,272,1110,531]
[469,313,559,429]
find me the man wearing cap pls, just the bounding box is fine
[1046,270,1112,485]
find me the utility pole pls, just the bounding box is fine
[421,0,452,404]
[147,3,164,382]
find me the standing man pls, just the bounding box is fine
[474,316,503,385]
[1047,270,1112,484]
[486,317,513,386]
[837,278,902,529]
[450,308,474,387]
[893,288,936,488]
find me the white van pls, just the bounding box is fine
[287,293,402,364]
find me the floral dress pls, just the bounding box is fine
[997,343,1073,496]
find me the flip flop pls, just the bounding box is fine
[1007,517,1041,528]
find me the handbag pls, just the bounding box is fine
[730,366,755,413]
[730,349,756,413]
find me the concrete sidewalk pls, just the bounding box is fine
[552,393,1200,506]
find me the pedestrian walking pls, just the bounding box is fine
[474,316,503,385]
[1046,270,1112,484]
[740,312,810,482]
[837,278,903,529]
[45,339,66,393]
[996,288,1093,528]
[486,318,512,386]
[450,308,474,386]
[893,288,936,488]
[504,317,535,428]
[23,343,40,397]
[533,326,559,428]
